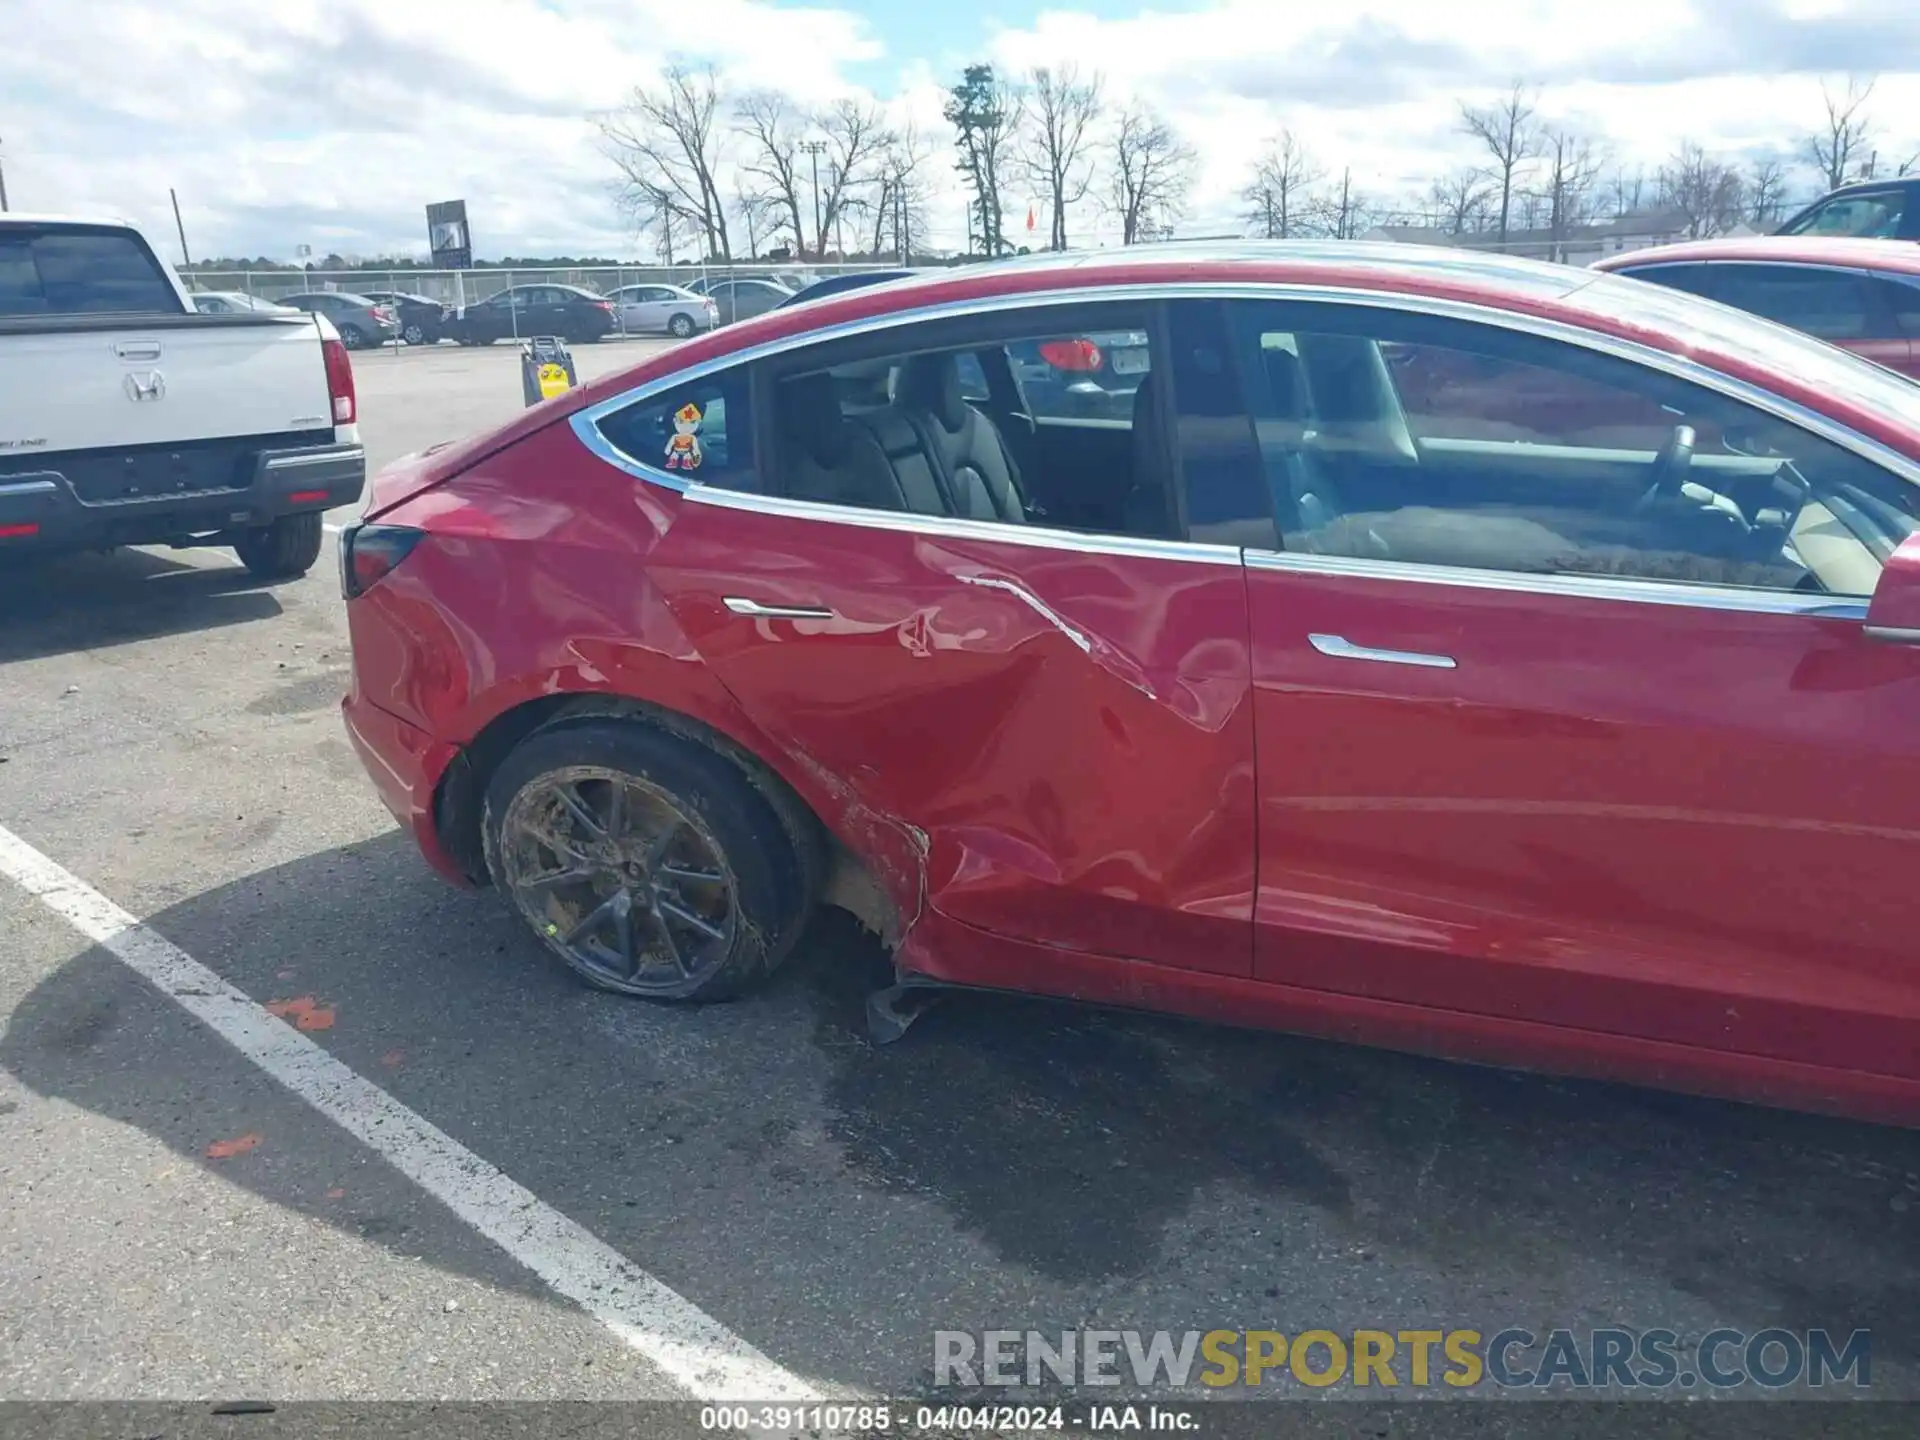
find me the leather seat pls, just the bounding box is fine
[1123,375,1174,537]
[1261,348,1343,539]
[776,372,903,512]
[895,354,1027,523]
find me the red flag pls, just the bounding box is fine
[1026,204,1037,232]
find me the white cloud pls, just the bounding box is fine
[2,0,1916,263]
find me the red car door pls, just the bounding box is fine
[1218,296,1920,1082]
[587,302,1258,977]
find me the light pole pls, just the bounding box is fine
[0,135,9,212]
[800,139,827,259]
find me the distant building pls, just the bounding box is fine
[1363,211,1754,266]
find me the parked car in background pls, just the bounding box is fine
[777,270,915,307]
[190,290,297,315]
[0,215,362,580]
[279,291,400,350]
[361,290,450,346]
[342,242,1920,1128]
[450,285,617,346]
[704,277,792,325]
[1595,237,1920,379]
[605,283,716,338]
[1777,179,1920,242]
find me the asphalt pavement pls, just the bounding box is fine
[1,340,1916,1409]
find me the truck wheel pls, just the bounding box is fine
[668,313,696,338]
[235,512,325,580]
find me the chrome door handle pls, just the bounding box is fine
[723,596,836,620]
[1864,624,1920,646]
[1309,633,1456,669]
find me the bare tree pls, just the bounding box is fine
[1745,156,1791,228]
[1022,64,1103,250]
[1427,167,1492,234]
[1107,102,1194,244]
[600,63,732,261]
[1313,166,1372,239]
[734,185,774,259]
[946,64,1024,256]
[1540,129,1604,260]
[1242,131,1322,238]
[1658,140,1747,238]
[816,99,892,259]
[1459,81,1539,246]
[870,122,935,261]
[733,90,808,256]
[1803,76,1877,191]
[1606,165,1647,218]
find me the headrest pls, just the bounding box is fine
[777,372,845,462]
[897,353,968,431]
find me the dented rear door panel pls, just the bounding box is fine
[641,490,1257,977]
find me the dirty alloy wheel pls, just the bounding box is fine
[482,720,807,1001]
[668,312,696,338]
[339,326,366,350]
[402,322,427,345]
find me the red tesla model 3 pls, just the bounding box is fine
[341,244,1920,1126]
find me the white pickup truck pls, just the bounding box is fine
[0,215,364,578]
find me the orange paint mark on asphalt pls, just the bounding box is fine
[206,1133,262,1159]
[380,1049,405,1068]
[266,996,336,1031]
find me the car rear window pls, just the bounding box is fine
[0,228,180,315]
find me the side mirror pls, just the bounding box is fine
[1864,532,1920,644]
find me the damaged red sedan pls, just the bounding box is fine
[342,244,1920,1127]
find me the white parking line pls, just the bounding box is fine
[0,823,823,1404]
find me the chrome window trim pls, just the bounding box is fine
[685,483,1243,565]
[568,277,1920,572]
[1244,547,1872,619]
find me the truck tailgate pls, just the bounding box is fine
[0,314,336,455]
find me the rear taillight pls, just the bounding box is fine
[340,523,424,599]
[1039,338,1103,372]
[594,300,614,313]
[323,336,357,425]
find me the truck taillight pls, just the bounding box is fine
[323,336,357,425]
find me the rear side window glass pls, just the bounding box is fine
[0,229,178,314]
[598,368,756,491]
[1708,265,1878,340]
[1783,192,1907,239]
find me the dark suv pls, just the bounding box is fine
[1777,179,1920,242]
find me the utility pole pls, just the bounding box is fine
[800,139,827,259]
[170,188,191,266]
[0,135,9,212]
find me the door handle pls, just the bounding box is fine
[723,596,836,620]
[1309,633,1457,669]
[1864,625,1920,646]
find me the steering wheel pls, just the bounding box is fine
[1634,424,1696,510]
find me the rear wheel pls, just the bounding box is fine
[234,512,324,579]
[339,326,367,350]
[402,322,428,345]
[483,721,811,1001]
[668,312,696,339]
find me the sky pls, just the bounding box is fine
[2,0,1918,264]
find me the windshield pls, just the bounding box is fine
[1569,271,1920,446]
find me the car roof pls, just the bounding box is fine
[504,240,1920,467]
[1595,236,1920,275]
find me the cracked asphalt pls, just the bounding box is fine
[1,338,1915,1408]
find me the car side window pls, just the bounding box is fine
[1221,299,1918,598]
[597,368,755,491]
[1871,275,1920,337]
[1784,191,1907,239]
[763,304,1169,538]
[1705,264,1880,340]
[1624,263,1720,300]
[1005,330,1154,421]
